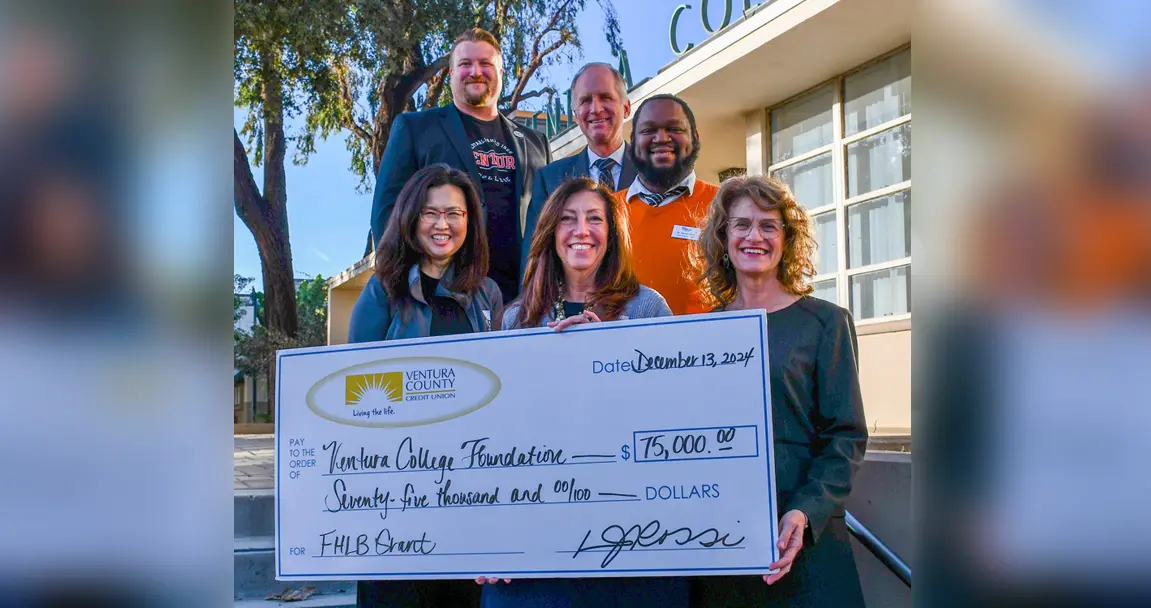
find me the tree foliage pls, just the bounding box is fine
[234,274,254,327]
[294,275,330,348]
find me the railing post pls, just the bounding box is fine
[845,510,911,587]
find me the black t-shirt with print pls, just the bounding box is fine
[459,113,519,302]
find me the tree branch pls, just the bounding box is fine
[505,33,571,111]
[333,64,375,143]
[535,0,574,53]
[499,87,554,106]
[259,49,287,213]
[234,128,263,230]
[536,36,568,63]
[497,0,513,40]
[414,53,451,88]
[422,66,450,109]
[503,0,575,112]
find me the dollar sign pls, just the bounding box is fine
[620,444,630,460]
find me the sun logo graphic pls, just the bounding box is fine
[345,372,403,407]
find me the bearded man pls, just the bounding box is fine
[614,94,717,315]
[367,28,551,301]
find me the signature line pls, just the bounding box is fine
[556,546,745,554]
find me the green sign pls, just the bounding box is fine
[670,0,766,56]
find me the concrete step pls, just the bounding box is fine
[235,594,355,608]
[235,489,275,538]
[235,536,355,602]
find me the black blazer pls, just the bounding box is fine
[368,104,552,254]
[520,146,638,275]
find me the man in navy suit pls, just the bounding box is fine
[368,28,551,302]
[520,63,638,274]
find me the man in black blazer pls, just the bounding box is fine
[521,63,637,274]
[368,28,551,302]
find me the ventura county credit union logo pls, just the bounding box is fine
[309,357,498,428]
[345,372,404,406]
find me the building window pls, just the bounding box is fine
[768,47,911,322]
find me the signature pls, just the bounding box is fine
[572,519,745,568]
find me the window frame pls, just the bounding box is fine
[767,45,912,325]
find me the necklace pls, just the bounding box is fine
[551,278,591,321]
[551,278,569,321]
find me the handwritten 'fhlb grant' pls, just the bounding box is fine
[275,311,779,580]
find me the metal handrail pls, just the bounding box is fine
[845,510,911,587]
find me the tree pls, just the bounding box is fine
[236,2,354,410]
[235,2,351,341]
[305,0,623,191]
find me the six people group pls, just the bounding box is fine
[349,27,867,608]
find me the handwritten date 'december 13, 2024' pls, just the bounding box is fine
[593,347,757,375]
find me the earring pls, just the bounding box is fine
[722,253,730,267]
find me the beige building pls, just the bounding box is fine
[329,0,915,436]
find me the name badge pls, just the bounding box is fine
[671,225,701,241]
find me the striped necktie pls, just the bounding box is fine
[593,157,617,191]
[636,185,688,207]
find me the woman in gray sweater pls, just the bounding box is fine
[502,177,671,331]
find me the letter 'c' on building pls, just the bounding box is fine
[670,4,695,55]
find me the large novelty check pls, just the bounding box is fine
[275,310,779,581]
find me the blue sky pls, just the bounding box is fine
[234,0,732,290]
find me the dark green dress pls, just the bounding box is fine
[692,297,868,607]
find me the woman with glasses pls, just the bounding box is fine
[478,177,680,608]
[349,164,503,344]
[348,164,501,608]
[688,175,868,608]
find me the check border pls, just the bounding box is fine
[275,312,777,579]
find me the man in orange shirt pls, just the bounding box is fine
[614,94,718,315]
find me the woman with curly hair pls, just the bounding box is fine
[349,164,502,346]
[689,175,868,608]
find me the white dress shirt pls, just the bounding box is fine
[625,170,697,207]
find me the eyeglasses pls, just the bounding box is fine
[728,217,785,238]
[420,208,468,225]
